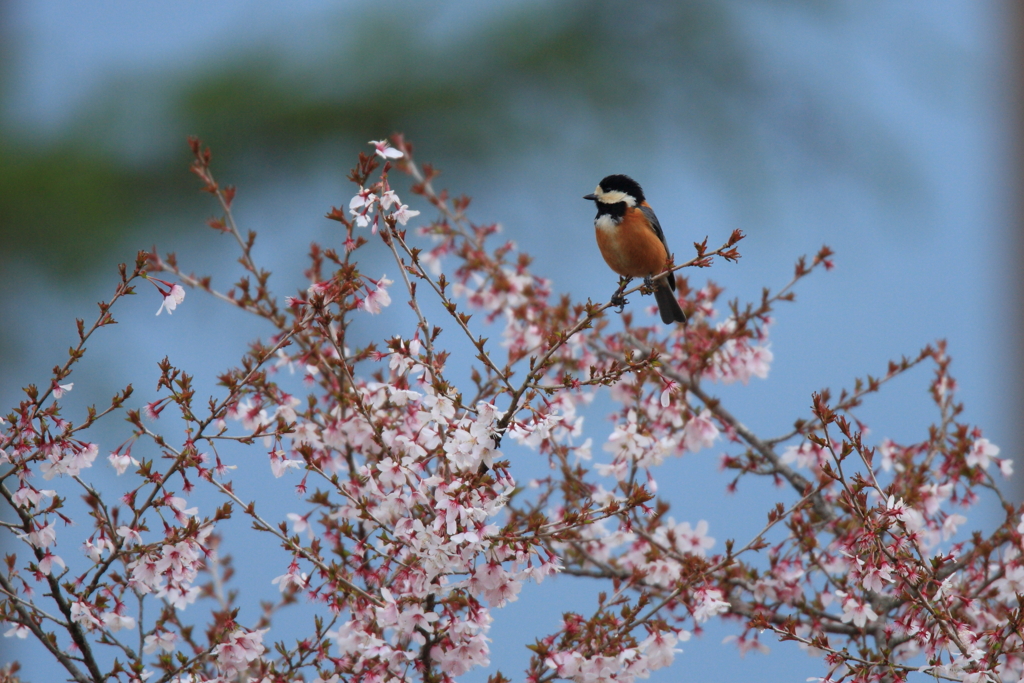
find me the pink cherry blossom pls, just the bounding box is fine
[101,607,136,632]
[360,274,393,314]
[369,139,404,159]
[156,283,185,316]
[25,521,57,549]
[692,587,730,623]
[682,409,718,453]
[108,450,139,475]
[966,437,999,470]
[143,630,178,654]
[213,628,267,677]
[393,203,420,225]
[836,591,879,627]
[4,624,29,639]
[11,486,56,508]
[37,550,65,576]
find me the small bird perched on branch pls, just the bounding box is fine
[584,174,686,324]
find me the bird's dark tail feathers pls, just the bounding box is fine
[654,284,687,325]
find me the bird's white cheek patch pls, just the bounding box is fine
[595,214,620,233]
[596,190,635,206]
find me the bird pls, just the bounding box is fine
[584,174,687,324]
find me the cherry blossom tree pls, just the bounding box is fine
[0,136,1019,683]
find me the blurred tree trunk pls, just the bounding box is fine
[1014,0,1024,501]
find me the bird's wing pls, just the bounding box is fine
[638,204,676,291]
[639,205,668,248]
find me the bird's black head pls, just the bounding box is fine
[599,174,645,204]
[583,174,645,207]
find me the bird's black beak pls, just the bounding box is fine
[583,193,597,200]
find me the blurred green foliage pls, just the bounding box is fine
[0,0,905,276]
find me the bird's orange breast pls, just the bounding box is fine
[595,209,668,278]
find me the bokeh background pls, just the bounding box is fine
[1,1,1020,681]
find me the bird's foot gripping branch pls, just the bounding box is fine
[1,135,1019,683]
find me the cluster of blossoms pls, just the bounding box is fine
[544,627,687,683]
[127,525,210,610]
[0,135,1018,683]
